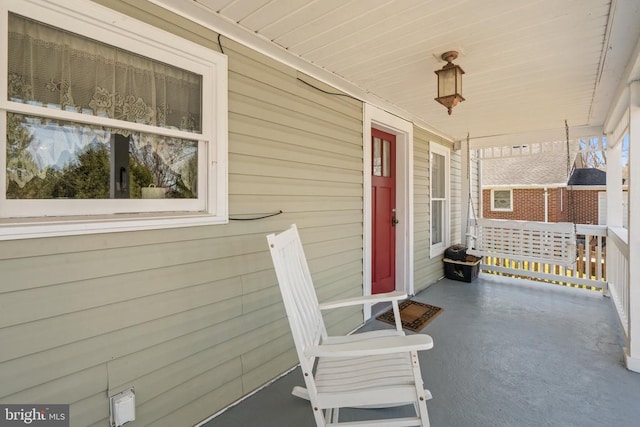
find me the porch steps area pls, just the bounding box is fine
[203,274,640,427]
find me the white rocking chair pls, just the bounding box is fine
[267,225,433,427]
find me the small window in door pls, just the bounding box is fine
[373,137,382,176]
[372,137,391,177]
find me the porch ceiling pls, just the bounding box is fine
[155,0,640,143]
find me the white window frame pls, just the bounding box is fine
[0,0,228,240]
[491,188,513,212]
[429,141,450,258]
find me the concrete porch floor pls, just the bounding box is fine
[202,274,640,427]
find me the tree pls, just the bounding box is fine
[48,143,110,198]
[578,137,606,170]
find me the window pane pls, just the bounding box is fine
[431,200,443,245]
[493,190,511,209]
[6,113,197,199]
[373,137,382,176]
[8,13,202,133]
[431,152,445,198]
[382,139,391,177]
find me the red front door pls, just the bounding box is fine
[371,129,396,294]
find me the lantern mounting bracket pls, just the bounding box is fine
[440,51,459,63]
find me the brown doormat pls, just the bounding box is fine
[376,300,443,333]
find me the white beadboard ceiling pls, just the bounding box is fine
[154,0,640,143]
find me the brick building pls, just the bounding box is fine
[482,187,572,222]
[566,168,606,225]
[482,147,606,224]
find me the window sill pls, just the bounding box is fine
[0,212,228,240]
[430,247,445,259]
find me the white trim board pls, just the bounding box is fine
[363,104,414,321]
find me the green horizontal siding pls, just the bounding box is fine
[0,1,364,426]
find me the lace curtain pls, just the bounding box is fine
[6,13,201,196]
[8,13,202,131]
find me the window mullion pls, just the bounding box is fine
[1,101,205,141]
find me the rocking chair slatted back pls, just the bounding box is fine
[267,225,326,372]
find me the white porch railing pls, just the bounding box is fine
[468,220,608,292]
[607,227,630,342]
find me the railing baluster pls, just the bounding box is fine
[595,245,600,283]
[578,243,585,279]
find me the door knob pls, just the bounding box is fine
[392,216,399,227]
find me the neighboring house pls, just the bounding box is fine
[567,167,606,225]
[482,146,576,223]
[481,143,613,225]
[0,1,462,426]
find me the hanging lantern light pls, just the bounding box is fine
[434,51,465,115]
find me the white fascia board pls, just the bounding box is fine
[148,0,453,143]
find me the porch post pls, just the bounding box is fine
[461,139,470,245]
[627,80,640,372]
[605,133,623,228]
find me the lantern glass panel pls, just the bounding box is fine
[438,68,456,97]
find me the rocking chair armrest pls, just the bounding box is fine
[305,334,433,358]
[319,291,407,311]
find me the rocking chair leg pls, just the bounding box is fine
[313,405,326,427]
[416,398,430,427]
[410,350,431,427]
